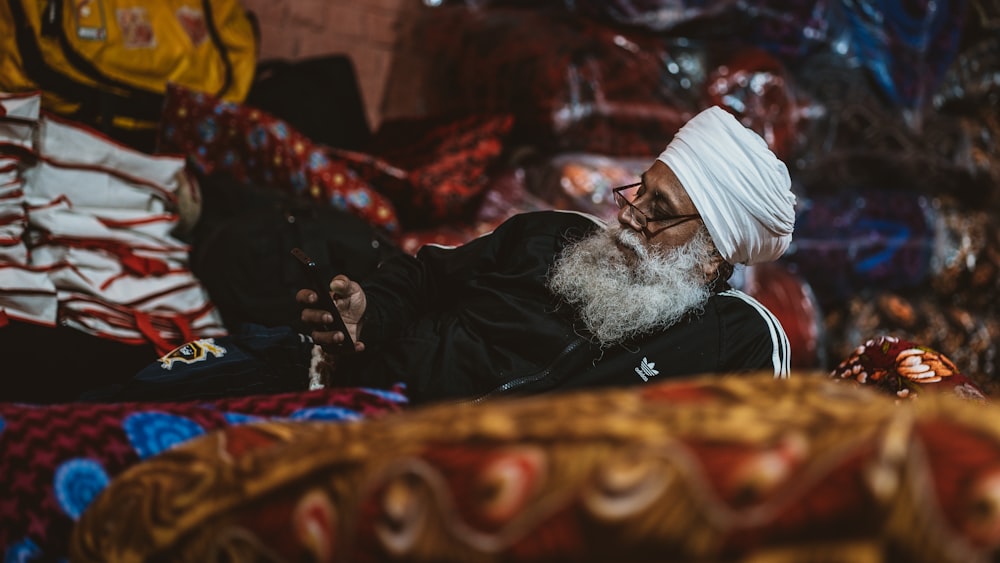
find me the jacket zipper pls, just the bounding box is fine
[471,338,585,404]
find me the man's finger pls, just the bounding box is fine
[295,289,318,304]
[300,308,333,325]
[311,330,365,354]
[329,276,353,296]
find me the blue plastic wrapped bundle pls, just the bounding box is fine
[781,189,937,306]
[741,0,836,63]
[792,50,995,207]
[836,0,969,120]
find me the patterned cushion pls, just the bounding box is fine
[0,386,407,562]
[71,374,1000,562]
[826,292,1000,396]
[831,335,987,401]
[334,113,514,228]
[158,84,400,233]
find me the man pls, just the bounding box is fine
[299,106,796,404]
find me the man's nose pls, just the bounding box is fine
[617,205,643,231]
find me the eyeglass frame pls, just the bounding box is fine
[612,182,701,236]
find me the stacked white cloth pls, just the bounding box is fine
[0,92,225,352]
[0,92,56,325]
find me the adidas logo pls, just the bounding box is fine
[634,357,659,382]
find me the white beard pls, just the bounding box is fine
[546,226,716,347]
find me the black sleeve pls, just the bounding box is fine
[358,213,531,349]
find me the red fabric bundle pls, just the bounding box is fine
[831,335,987,401]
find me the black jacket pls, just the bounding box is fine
[339,211,790,404]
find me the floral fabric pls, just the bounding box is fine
[72,374,1000,562]
[158,84,401,233]
[826,292,1000,396]
[831,335,987,401]
[0,386,407,563]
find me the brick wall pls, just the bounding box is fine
[239,0,422,128]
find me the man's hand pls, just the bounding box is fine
[296,274,367,354]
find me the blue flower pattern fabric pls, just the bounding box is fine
[123,412,207,460]
[53,459,110,520]
[4,537,41,562]
[0,386,408,563]
[288,407,363,422]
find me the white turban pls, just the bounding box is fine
[657,106,796,265]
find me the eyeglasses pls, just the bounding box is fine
[612,182,701,236]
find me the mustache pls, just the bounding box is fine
[615,229,644,252]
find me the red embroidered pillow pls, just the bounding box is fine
[157,84,400,233]
[355,113,514,228]
[831,335,987,401]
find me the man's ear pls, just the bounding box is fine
[703,254,721,279]
[703,247,731,286]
